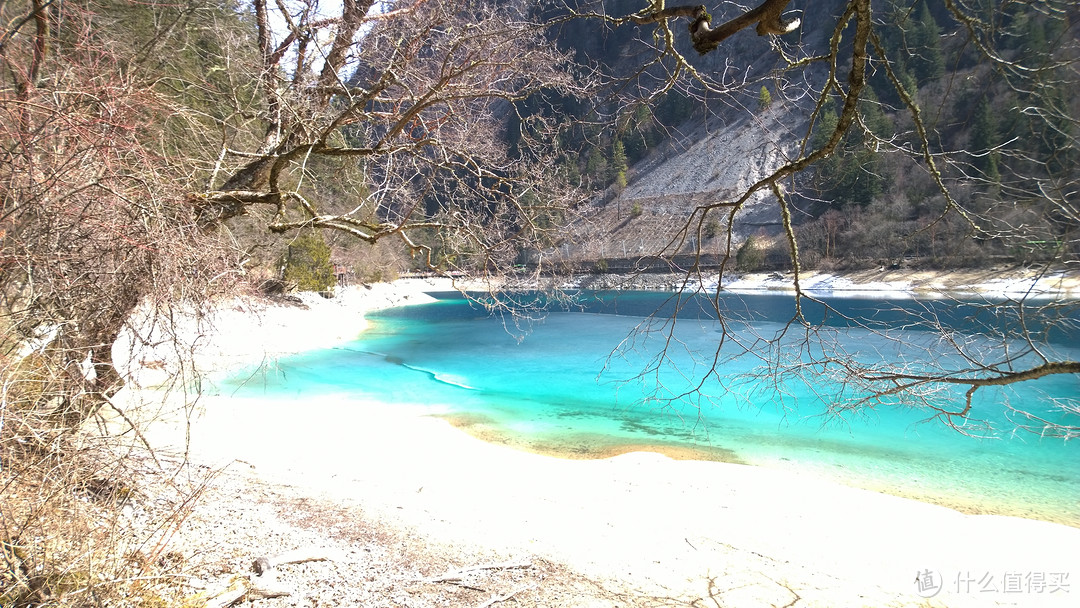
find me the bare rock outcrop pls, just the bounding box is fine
[563,105,806,269]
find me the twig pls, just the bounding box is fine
[197,570,291,607]
[449,582,488,592]
[103,394,163,470]
[424,560,533,584]
[476,585,528,608]
[201,577,246,608]
[252,547,335,575]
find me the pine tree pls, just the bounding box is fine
[611,139,628,189]
[812,106,839,151]
[283,231,336,292]
[811,98,885,207]
[970,99,1000,183]
[909,2,945,84]
[584,146,608,187]
[860,87,894,140]
[1036,86,1075,180]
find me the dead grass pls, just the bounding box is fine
[0,397,208,607]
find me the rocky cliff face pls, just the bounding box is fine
[561,104,807,269]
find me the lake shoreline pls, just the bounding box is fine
[128,269,1080,606]
[436,410,1079,528]
[546,264,1080,299]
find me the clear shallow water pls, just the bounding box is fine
[214,290,1080,526]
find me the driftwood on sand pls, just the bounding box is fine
[198,547,335,607]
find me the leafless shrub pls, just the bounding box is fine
[1,1,244,603]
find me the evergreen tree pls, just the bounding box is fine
[1036,86,1076,180]
[859,87,894,140]
[654,90,694,127]
[758,85,772,112]
[611,139,628,190]
[970,99,1000,183]
[811,106,843,199]
[873,0,920,107]
[811,94,887,207]
[736,234,765,271]
[812,106,840,152]
[283,231,336,292]
[909,2,945,84]
[585,146,609,187]
[621,105,655,161]
[897,68,919,103]
[1022,15,1048,57]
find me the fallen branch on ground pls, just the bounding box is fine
[195,571,292,606]
[477,585,530,608]
[252,547,335,575]
[199,577,247,608]
[195,547,336,606]
[424,560,534,584]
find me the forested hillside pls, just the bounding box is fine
[544,0,1079,273]
[4,0,1068,285]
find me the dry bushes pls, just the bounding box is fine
[0,2,245,604]
[0,397,202,607]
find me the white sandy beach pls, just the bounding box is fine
[120,272,1080,607]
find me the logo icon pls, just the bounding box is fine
[915,569,943,598]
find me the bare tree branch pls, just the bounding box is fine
[629,0,800,54]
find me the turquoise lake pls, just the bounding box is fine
[215,290,1080,526]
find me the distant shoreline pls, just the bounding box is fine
[553,265,1080,300]
[123,266,1079,390]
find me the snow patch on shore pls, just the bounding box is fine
[723,269,1080,300]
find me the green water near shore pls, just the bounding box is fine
[214,290,1080,526]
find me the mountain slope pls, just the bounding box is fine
[563,105,805,270]
[546,0,1077,274]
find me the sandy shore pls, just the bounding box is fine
[124,272,1080,607]
[573,265,1080,300]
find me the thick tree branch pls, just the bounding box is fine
[632,1,799,54]
[190,190,282,226]
[316,0,376,106]
[867,360,1080,389]
[254,0,283,147]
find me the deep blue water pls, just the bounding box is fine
[214,290,1080,525]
